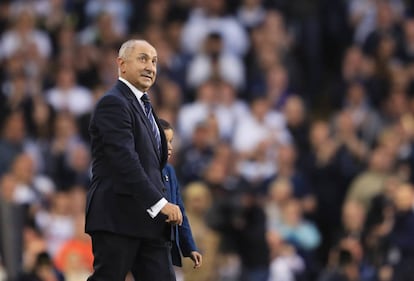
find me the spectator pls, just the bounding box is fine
[7,153,52,206]
[0,110,27,176]
[264,177,294,229]
[346,146,395,211]
[334,200,366,244]
[362,1,403,58]
[177,80,217,142]
[63,143,91,189]
[214,189,270,281]
[34,191,74,258]
[390,183,414,281]
[348,0,405,45]
[44,112,85,191]
[267,230,305,281]
[317,248,360,281]
[341,81,383,147]
[232,95,290,156]
[53,215,92,281]
[186,31,245,90]
[332,109,370,165]
[0,8,51,60]
[83,0,131,37]
[0,73,31,113]
[304,119,356,263]
[232,95,291,183]
[175,120,215,185]
[45,67,93,117]
[17,251,63,281]
[181,0,249,56]
[265,64,292,111]
[283,95,310,164]
[213,81,249,141]
[397,17,414,63]
[181,182,220,281]
[237,0,266,30]
[267,143,315,213]
[24,96,56,174]
[331,45,370,108]
[269,198,321,252]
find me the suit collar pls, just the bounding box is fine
[116,80,168,167]
[118,77,145,102]
[115,79,137,102]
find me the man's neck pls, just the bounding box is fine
[119,77,141,92]
[118,77,145,102]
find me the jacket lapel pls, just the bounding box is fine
[116,81,161,162]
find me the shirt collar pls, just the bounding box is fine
[118,77,144,102]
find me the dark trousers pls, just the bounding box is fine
[87,231,176,281]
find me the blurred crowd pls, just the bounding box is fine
[1,0,414,281]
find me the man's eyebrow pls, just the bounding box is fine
[138,53,158,59]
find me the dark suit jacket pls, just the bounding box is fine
[85,80,169,239]
[162,164,197,267]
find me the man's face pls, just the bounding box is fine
[119,41,158,92]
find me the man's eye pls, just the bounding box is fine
[139,56,147,62]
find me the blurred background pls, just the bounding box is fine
[1,0,414,281]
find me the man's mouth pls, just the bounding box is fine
[141,74,152,80]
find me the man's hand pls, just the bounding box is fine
[190,251,202,268]
[160,202,183,225]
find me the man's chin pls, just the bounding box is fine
[137,84,151,92]
[142,83,154,90]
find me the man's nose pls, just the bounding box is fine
[144,62,155,72]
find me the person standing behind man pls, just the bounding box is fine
[85,39,183,281]
[158,119,202,270]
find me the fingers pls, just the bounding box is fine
[192,252,202,268]
[163,203,182,225]
[173,206,182,225]
[165,218,182,225]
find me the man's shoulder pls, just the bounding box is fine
[94,94,121,110]
[96,86,126,106]
[108,81,127,96]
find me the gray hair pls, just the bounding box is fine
[118,39,150,60]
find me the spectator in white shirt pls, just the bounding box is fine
[0,8,52,60]
[181,0,249,57]
[232,95,291,155]
[187,32,246,91]
[46,67,93,117]
[232,95,291,182]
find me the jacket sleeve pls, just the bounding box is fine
[168,166,198,255]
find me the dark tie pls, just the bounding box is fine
[141,93,161,153]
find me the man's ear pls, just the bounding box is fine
[117,57,126,73]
